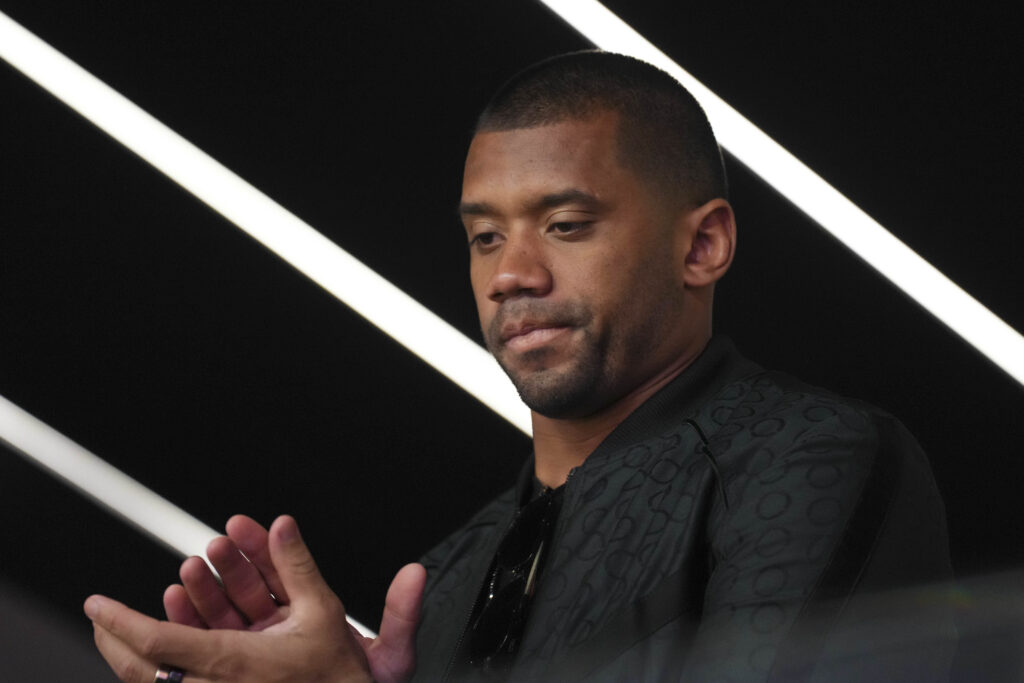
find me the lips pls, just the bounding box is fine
[488,302,588,356]
[500,321,572,353]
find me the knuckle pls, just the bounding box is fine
[114,658,147,683]
[105,607,135,640]
[138,630,164,659]
[290,552,318,575]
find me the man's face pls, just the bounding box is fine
[460,113,695,419]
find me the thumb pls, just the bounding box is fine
[368,563,426,683]
[267,515,332,610]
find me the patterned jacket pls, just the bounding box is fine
[413,337,955,681]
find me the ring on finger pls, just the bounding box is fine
[154,664,185,682]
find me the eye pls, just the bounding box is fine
[549,221,592,236]
[469,231,502,252]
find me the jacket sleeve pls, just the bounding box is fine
[681,407,956,682]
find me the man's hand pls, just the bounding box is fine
[163,514,425,682]
[85,515,425,683]
[163,515,292,632]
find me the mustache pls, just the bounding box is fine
[486,300,591,344]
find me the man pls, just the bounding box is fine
[86,51,955,682]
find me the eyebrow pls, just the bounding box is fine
[458,188,604,218]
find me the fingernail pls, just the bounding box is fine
[83,595,104,620]
[278,515,301,544]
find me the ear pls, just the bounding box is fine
[680,198,736,288]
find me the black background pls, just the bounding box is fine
[1,2,1021,678]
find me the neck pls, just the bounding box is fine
[530,341,707,488]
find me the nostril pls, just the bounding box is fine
[486,240,553,302]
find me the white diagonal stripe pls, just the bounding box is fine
[0,393,377,635]
[540,0,1024,387]
[0,10,531,437]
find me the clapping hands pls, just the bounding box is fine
[85,515,425,683]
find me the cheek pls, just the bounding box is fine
[474,295,494,332]
[605,251,679,323]
[560,248,620,295]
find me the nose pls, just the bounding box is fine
[486,235,553,303]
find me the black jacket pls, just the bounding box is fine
[414,338,955,681]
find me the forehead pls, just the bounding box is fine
[461,113,630,207]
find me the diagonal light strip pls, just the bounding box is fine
[0,10,532,438]
[541,0,1024,388]
[0,393,377,637]
[0,394,219,559]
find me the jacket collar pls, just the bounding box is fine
[515,336,760,503]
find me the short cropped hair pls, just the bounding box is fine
[476,50,727,208]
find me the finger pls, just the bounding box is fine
[92,621,157,683]
[366,563,426,683]
[93,623,213,683]
[179,554,248,630]
[226,514,288,604]
[348,622,372,648]
[163,584,205,628]
[85,595,226,674]
[207,535,281,628]
[267,515,334,611]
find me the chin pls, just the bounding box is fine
[510,364,608,419]
[495,331,613,418]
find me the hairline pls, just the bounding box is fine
[474,107,702,212]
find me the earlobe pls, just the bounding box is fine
[681,199,736,288]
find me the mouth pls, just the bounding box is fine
[501,323,573,353]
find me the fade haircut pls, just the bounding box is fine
[476,50,727,208]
